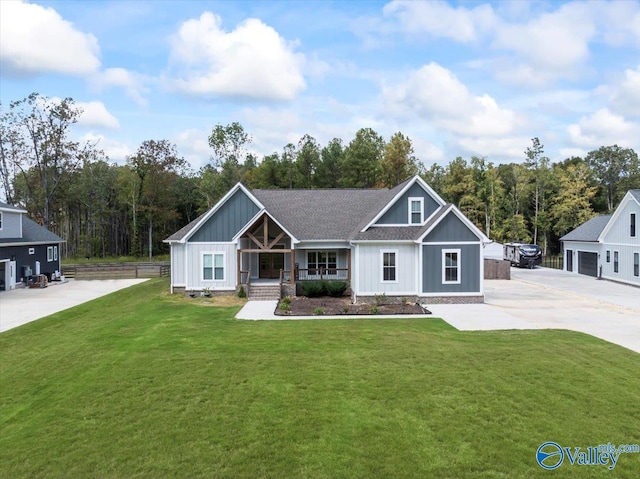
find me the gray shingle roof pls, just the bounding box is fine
[165,212,207,241]
[353,204,453,241]
[253,188,391,240]
[630,189,640,203]
[560,215,611,242]
[165,177,452,243]
[0,217,63,244]
[0,201,27,212]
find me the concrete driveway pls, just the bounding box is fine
[0,279,148,333]
[430,268,640,353]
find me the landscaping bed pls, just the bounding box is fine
[275,296,430,316]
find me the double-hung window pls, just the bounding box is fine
[606,250,610,263]
[307,251,337,275]
[634,253,639,277]
[442,249,461,284]
[47,246,54,262]
[613,251,619,273]
[203,253,224,281]
[381,250,397,282]
[409,198,423,225]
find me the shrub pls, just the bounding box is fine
[281,295,292,306]
[280,302,291,312]
[301,281,325,298]
[342,306,350,314]
[369,306,379,314]
[325,281,348,297]
[374,293,387,306]
[237,285,246,298]
[401,297,409,306]
[312,307,325,316]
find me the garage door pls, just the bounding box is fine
[578,251,598,277]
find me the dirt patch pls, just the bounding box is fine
[162,292,247,308]
[276,296,430,316]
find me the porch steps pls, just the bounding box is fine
[248,283,281,301]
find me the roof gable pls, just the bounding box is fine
[375,182,441,225]
[164,183,262,243]
[419,205,487,243]
[362,176,445,230]
[598,189,640,242]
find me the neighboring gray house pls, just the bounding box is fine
[560,189,640,286]
[0,201,64,290]
[165,176,489,303]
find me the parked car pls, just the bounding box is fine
[504,243,542,268]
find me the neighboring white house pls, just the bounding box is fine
[165,176,490,303]
[560,189,640,287]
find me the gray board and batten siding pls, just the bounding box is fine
[188,189,260,242]
[0,211,22,238]
[423,213,480,243]
[1,244,61,281]
[376,183,441,225]
[422,243,481,293]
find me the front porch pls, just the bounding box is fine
[236,214,351,294]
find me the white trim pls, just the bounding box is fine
[417,204,489,243]
[418,242,423,294]
[28,247,35,255]
[442,248,461,285]
[188,241,236,245]
[408,197,424,225]
[0,240,63,248]
[598,191,639,241]
[350,240,416,244]
[380,249,398,283]
[54,246,58,261]
[354,243,360,299]
[479,244,484,295]
[231,209,300,245]
[47,246,54,262]
[361,176,446,231]
[422,241,481,245]
[0,206,27,214]
[598,242,640,247]
[201,251,226,282]
[179,183,264,244]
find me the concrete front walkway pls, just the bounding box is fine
[0,279,148,333]
[236,268,640,353]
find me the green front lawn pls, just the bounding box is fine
[1,279,638,478]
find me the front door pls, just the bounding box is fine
[259,253,285,279]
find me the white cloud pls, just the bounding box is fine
[567,108,640,150]
[76,101,120,129]
[492,2,595,86]
[90,68,148,107]
[167,12,305,100]
[382,0,496,42]
[0,0,100,76]
[608,66,640,118]
[382,63,517,137]
[81,133,132,164]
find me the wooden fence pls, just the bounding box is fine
[62,262,170,280]
[542,255,563,270]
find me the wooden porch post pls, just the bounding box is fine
[346,248,351,282]
[290,249,295,284]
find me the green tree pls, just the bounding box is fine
[339,128,385,187]
[381,132,419,187]
[295,134,320,188]
[551,163,597,236]
[524,137,552,249]
[314,138,343,188]
[586,145,639,212]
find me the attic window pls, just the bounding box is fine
[409,198,423,224]
[631,213,636,237]
[0,211,3,229]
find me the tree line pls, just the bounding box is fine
[1,93,638,259]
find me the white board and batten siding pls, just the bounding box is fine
[170,243,186,286]
[601,199,640,285]
[355,243,418,295]
[184,243,237,291]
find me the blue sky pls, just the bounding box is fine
[1,0,639,171]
